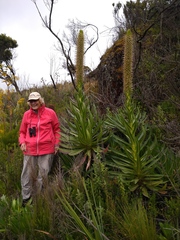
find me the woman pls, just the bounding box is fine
[19,92,60,206]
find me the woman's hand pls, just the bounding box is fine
[55,145,59,154]
[20,143,26,152]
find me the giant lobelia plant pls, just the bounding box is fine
[59,30,109,171]
[105,30,165,197]
[105,100,165,197]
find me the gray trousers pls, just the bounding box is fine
[21,154,54,200]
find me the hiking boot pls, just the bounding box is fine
[22,197,32,207]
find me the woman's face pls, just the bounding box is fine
[29,99,41,110]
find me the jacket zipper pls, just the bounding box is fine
[37,112,40,155]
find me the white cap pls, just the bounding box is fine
[28,92,41,101]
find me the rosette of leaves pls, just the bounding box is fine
[105,99,166,197]
[59,89,109,171]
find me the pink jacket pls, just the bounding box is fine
[19,105,60,156]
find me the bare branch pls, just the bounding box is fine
[32,0,99,90]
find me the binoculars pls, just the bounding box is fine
[29,127,36,137]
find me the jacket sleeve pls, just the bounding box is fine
[19,113,28,145]
[52,111,60,146]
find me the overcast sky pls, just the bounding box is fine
[0,0,121,90]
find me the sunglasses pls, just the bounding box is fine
[29,99,39,103]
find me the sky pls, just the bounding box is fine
[0,0,121,90]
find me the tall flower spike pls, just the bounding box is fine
[123,29,134,99]
[76,30,84,90]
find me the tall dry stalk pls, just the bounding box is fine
[76,30,84,90]
[123,29,134,98]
